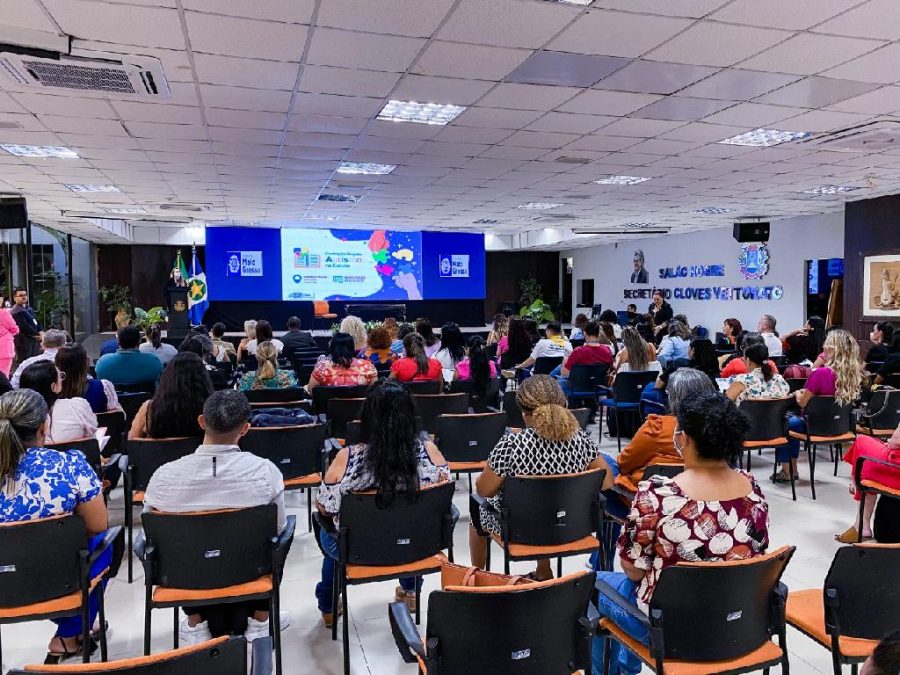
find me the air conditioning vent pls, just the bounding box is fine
[534,213,581,221]
[0,50,170,98]
[800,119,900,153]
[158,202,210,212]
[318,193,357,203]
[553,156,592,164]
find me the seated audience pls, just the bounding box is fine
[523,318,541,346]
[721,317,743,347]
[861,629,900,675]
[56,343,121,414]
[95,326,162,388]
[98,328,121,357]
[725,343,790,405]
[553,321,613,395]
[246,319,283,356]
[600,321,620,351]
[874,333,900,384]
[144,390,292,641]
[454,336,498,390]
[613,326,659,378]
[316,379,450,623]
[867,321,894,367]
[210,322,236,363]
[506,321,572,374]
[381,317,400,346]
[497,317,533,370]
[592,392,765,675]
[0,388,111,662]
[237,320,256,362]
[434,323,466,381]
[778,329,862,483]
[10,328,67,388]
[361,325,397,366]
[240,341,298,391]
[657,320,691,367]
[20,360,98,444]
[391,323,414,357]
[782,315,825,364]
[280,316,316,362]
[139,324,177,366]
[569,313,589,341]
[308,332,377,391]
[390,333,443,384]
[415,317,441,357]
[486,313,508,346]
[599,310,623,340]
[757,314,783,357]
[720,332,779,378]
[179,335,227,389]
[470,375,612,580]
[645,338,719,406]
[340,315,368,353]
[129,352,212,439]
[625,303,639,325]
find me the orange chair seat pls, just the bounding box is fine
[600,618,784,675]
[346,553,448,583]
[860,479,900,497]
[284,473,321,489]
[491,533,600,559]
[788,432,855,443]
[0,570,108,620]
[152,574,272,604]
[448,461,487,472]
[855,425,896,437]
[743,438,787,449]
[786,589,878,659]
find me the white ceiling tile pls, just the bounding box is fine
[391,75,495,106]
[589,0,730,18]
[317,0,456,37]
[412,42,530,81]
[821,44,900,84]
[476,83,582,111]
[594,60,719,95]
[776,109,871,132]
[38,116,127,136]
[185,12,308,60]
[438,0,580,49]
[646,22,793,67]
[205,109,286,130]
[112,102,202,125]
[678,69,801,101]
[453,107,544,129]
[181,0,315,23]
[755,77,880,108]
[597,118,686,138]
[299,65,400,98]
[9,92,115,118]
[0,0,60,32]
[701,102,798,127]
[710,0,864,30]
[631,96,737,121]
[547,10,693,58]
[287,115,368,134]
[200,84,293,112]
[828,85,900,114]
[501,130,581,149]
[43,0,184,49]
[656,122,748,143]
[433,126,513,144]
[306,28,425,73]
[193,54,299,90]
[738,33,886,75]
[209,127,284,144]
[557,90,662,115]
[814,0,900,40]
[293,93,384,118]
[525,112,616,134]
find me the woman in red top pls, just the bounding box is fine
[390,333,443,385]
[307,332,377,390]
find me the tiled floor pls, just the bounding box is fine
[1,424,862,674]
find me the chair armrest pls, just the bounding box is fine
[312,510,337,535]
[389,601,427,664]
[274,515,297,555]
[88,526,122,567]
[133,531,148,560]
[468,493,496,537]
[595,579,652,630]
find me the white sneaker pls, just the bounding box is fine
[244,611,295,642]
[178,617,212,645]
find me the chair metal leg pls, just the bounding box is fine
[143,587,152,656]
[809,441,817,500]
[503,548,510,575]
[602,635,612,675]
[831,647,843,675]
[857,493,866,543]
[614,409,622,453]
[467,473,472,494]
[272,589,283,675]
[173,606,179,649]
[125,489,133,584]
[851,663,858,675]
[98,587,108,661]
[557,557,562,578]
[415,584,421,626]
[834,444,842,477]
[307,489,312,533]
[485,539,491,571]
[81,591,90,663]
[342,576,350,675]
[331,564,340,642]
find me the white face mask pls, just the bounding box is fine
[673,429,686,457]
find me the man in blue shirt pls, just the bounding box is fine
[95,325,162,387]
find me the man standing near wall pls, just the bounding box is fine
[10,288,41,369]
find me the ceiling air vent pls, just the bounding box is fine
[0,49,170,98]
[158,202,210,213]
[553,156,592,164]
[799,119,900,153]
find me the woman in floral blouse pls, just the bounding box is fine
[594,391,770,675]
[239,340,298,391]
[725,343,790,405]
[306,332,377,391]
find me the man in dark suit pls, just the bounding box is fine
[280,315,316,362]
[9,287,41,367]
[630,249,649,284]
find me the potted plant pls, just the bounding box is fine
[134,306,168,333]
[520,299,555,323]
[99,284,133,330]
[34,271,69,330]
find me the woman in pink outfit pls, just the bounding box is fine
[0,304,19,376]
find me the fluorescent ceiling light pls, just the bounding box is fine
[65,184,120,193]
[318,193,357,203]
[545,0,593,4]
[1,144,79,159]
[717,128,813,147]
[336,162,396,176]
[594,175,651,185]
[803,185,862,195]
[692,207,736,214]
[377,99,466,126]
[307,215,339,221]
[620,222,656,228]
[474,218,502,224]
[518,202,564,210]
[103,206,147,214]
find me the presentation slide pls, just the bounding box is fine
[205,227,485,302]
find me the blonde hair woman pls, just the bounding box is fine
[469,375,612,580]
[239,341,298,391]
[237,319,257,362]
[339,315,367,353]
[776,329,862,483]
[612,326,659,383]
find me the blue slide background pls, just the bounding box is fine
[421,232,486,299]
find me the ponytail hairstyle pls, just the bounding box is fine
[515,374,579,442]
[823,329,862,406]
[439,323,466,364]
[414,318,438,347]
[466,335,491,395]
[743,343,773,381]
[0,389,48,482]
[56,343,89,400]
[256,340,279,381]
[148,323,162,349]
[403,332,429,375]
[19,360,59,411]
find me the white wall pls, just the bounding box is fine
[563,212,844,334]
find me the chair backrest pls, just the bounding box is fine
[242,387,307,404]
[641,464,684,481]
[615,371,659,404]
[142,505,278,590]
[422,572,594,675]
[533,356,564,375]
[11,636,247,674]
[447,378,501,413]
[311,384,372,415]
[45,438,103,477]
[502,389,525,429]
[344,417,423,446]
[241,355,259,371]
[567,363,609,395]
[570,407,590,430]
[884,373,900,388]
[403,379,442,395]
[863,389,900,432]
[740,398,793,443]
[484,343,498,361]
[501,469,606,546]
[96,409,127,455]
[118,391,152,426]
[326,397,366,438]
[339,482,455,566]
[313,300,329,317]
[127,437,203,491]
[0,516,88,609]
[116,382,156,394]
[238,424,327,479]
[804,396,854,437]
[413,393,470,433]
[786,377,807,393]
[569,338,585,348]
[823,544,900,639]
[650,546,795,662]
[434,413,507,464]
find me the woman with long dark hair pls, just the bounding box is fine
[414,317,441,357]
[522,318,540,346]
[390,333,443,383]
[56,343,121,413]
[139,324,177,366]
[129,352,212,439]
[498,317,534,370]
[20,360,98,443]
[486,313,508,346]
[315,379,450,624]
[247,319,284,356]
[307,332,376,391]
[454,335,497,394]
[434,323,466,380]
[782,315,826,364]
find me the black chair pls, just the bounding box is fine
[789,396,856,499]
[786,544,900,675]
[8,636,247,674]
[403,380,442,396]
[390,571,594,675]
[96,409,127,459]
[484,343,498,361]
[571,407,591,430]
[242,387,311,411]
[502,389,525,429]
[239,423,329,531]
[569,338,585,348]
[532,356,564,375]
[786,377,808,393]
[739,398,795,498]
[326,397,366,439]
[856,388,900,439]
[434,412,507,493]
[471,468,607,576]
[0,517,119,665]
[565,363,610,421]
[447,378,501,413]
[138,506,294,675]
[597,546,795,675]
[115,382,156,394]
[642,464,684,480]
[124,437,203,582]
[884,373,900,388]
[317,482,456,675]
[599,371,659,452]
[311,384,372,417]
[413,393,469,434]
[240,355,259,371]
[374,362,393,378]
[118,392,153,427]
[343,417,424,446]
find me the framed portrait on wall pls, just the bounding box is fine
[863,254,900,317]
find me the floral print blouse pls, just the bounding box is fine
[239,368,298,391]
[732,368,790,405]
[311,358,377,387]
[1,448,101,522]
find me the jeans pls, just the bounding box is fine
[590,454,628,573]
[780,416,806,462]
[592,572,649,675]
[53,532,112,639]
[549,365,572,395]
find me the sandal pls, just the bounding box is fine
[524,571,553,582]
[44,636,96,664]
[834,526,872,544]
[770,470,791,484]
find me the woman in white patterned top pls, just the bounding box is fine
[470,375,613,581]
[315,379,450,626]
[726,343,789,406]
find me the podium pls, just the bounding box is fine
[167,287,190,341]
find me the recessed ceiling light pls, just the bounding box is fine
[1,144,79,159]
[518,202,564,210]
[65,184,120,193]
[717,128,813,147]
[318,193,357,203]
[377,99,466,126]
[336,162,396,176]
[103,206,147,215]
[474,218,502,225]
[803,185,862,195]
[594,175,651,185]
[307,215,339,222]
[692,207,736,214]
